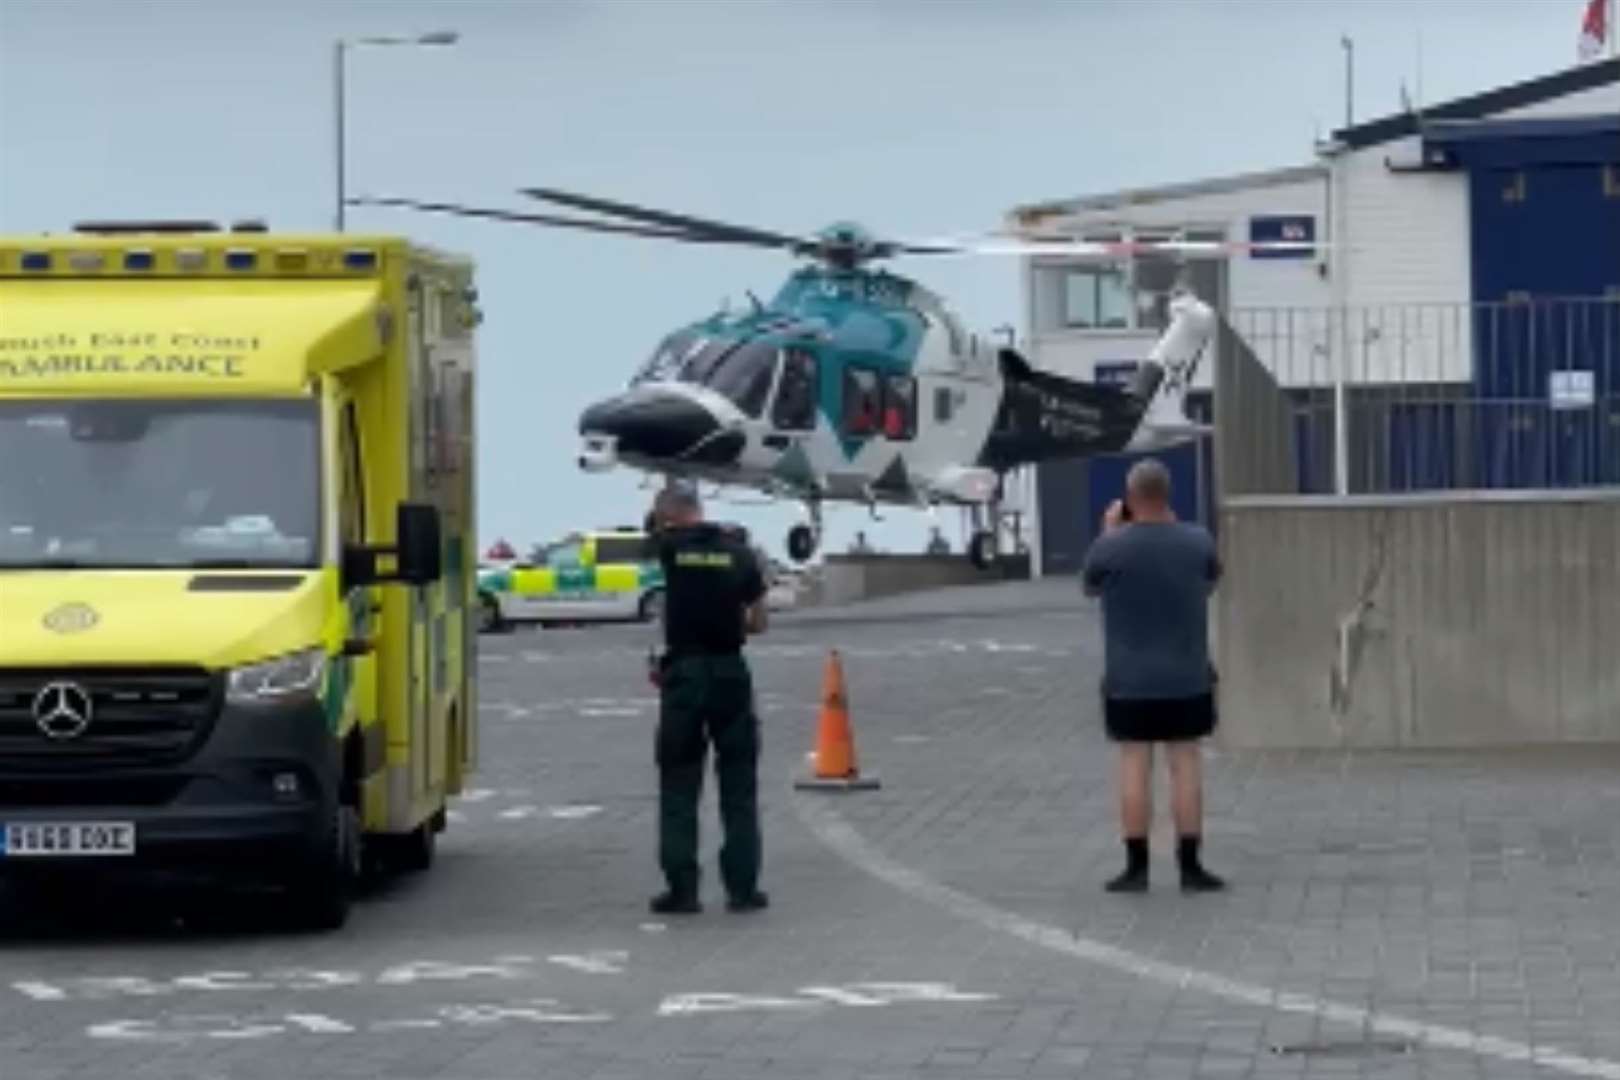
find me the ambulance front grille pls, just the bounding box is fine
[0,668,219,768]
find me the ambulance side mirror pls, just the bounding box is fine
[394,503,443,586]
[340,502,443,589]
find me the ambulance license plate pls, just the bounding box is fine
[1,822,136,857]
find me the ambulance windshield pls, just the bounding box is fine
[0,398,320,569]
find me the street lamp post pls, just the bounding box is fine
[333,30,460,231]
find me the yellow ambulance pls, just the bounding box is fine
[0,221,479,929]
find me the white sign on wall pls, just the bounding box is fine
[1549,370,1596,410]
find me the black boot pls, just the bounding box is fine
[1105,837,1149,893]
[650,891,702,915]
[727,891,770,913]
[1177,835,1226,893]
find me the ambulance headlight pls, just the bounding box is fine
[227,647,327,705]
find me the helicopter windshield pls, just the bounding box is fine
[632,332,780,418]
[633,328,705,385]
[693,339,778,418]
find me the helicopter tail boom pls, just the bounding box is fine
[974,351,1162,473]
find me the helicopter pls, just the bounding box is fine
[350,188,1305,568]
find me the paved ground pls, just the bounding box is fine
[4,580,1620,1079]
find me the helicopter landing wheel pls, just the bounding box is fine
[968,530,997,571]
[787,524,818,563]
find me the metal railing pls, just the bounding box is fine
[1215,296,1620,499]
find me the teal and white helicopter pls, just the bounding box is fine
[353,188,1300,567]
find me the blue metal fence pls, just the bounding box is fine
[1225,296,1620,497]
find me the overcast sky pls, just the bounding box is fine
[0,0,1590,557]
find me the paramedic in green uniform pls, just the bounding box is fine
[647,481,770,915]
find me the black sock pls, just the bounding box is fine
[1176,835,1202,872]
[1125,837,1149,872]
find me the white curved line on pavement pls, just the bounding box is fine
[793,794,1620,1080]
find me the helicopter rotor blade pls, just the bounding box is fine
[521,186,811,252]
[346,195,751,244]
[895,234,1330,258]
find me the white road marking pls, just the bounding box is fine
[798,986,889,1007]
[458,789,496,804]
[445,810,467,824]
[497,806,539,820]
[547,951,628,975]
[284,1013,357,1034]
[90,999,611,1043]
[12,981,67,1001]
[794,795,1620,1080]
[656,982,994,1017]
[437,1000,611,1025]
[657,992,816,1016]
[375,959,535,987]
[639,922,667,933]
[546,805,602,821]
[88,982,974,1045]
[579,707,643,718]
[369,1019,443,1032]
[979,640,1038,654]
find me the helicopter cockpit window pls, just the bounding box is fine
[842,367,881,436]
[635,329,704,385]
[699,339,778,418]
[773,348,818,431]
[882,374,917,441]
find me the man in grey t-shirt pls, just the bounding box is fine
[1081,458,1225,894]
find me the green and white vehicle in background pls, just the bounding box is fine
[477,529,664,632]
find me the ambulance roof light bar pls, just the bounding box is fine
[73,221,222,235]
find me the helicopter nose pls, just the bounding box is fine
[578,391,745,465]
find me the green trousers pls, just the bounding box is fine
[656,654,761,900]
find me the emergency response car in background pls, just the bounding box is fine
[477,528,663,632]
[0,223,480,930]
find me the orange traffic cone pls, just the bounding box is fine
[795,649,881,791]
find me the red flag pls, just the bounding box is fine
[1579,0,1609,61]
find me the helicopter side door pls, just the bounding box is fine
[905,311,1002,487]
[767,347,818,440]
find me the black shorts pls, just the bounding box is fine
[1103,692,1217,743]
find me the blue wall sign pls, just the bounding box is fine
[1249,215,1316,259]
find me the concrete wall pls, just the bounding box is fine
[1215,492,1620,749]
[810,554,1031,608]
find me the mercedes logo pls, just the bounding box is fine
[31,682,94,742]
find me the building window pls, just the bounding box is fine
[1061,266,1131,329]
[1033,225,1231,335]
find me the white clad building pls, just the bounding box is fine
[1011,57,1620,574]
